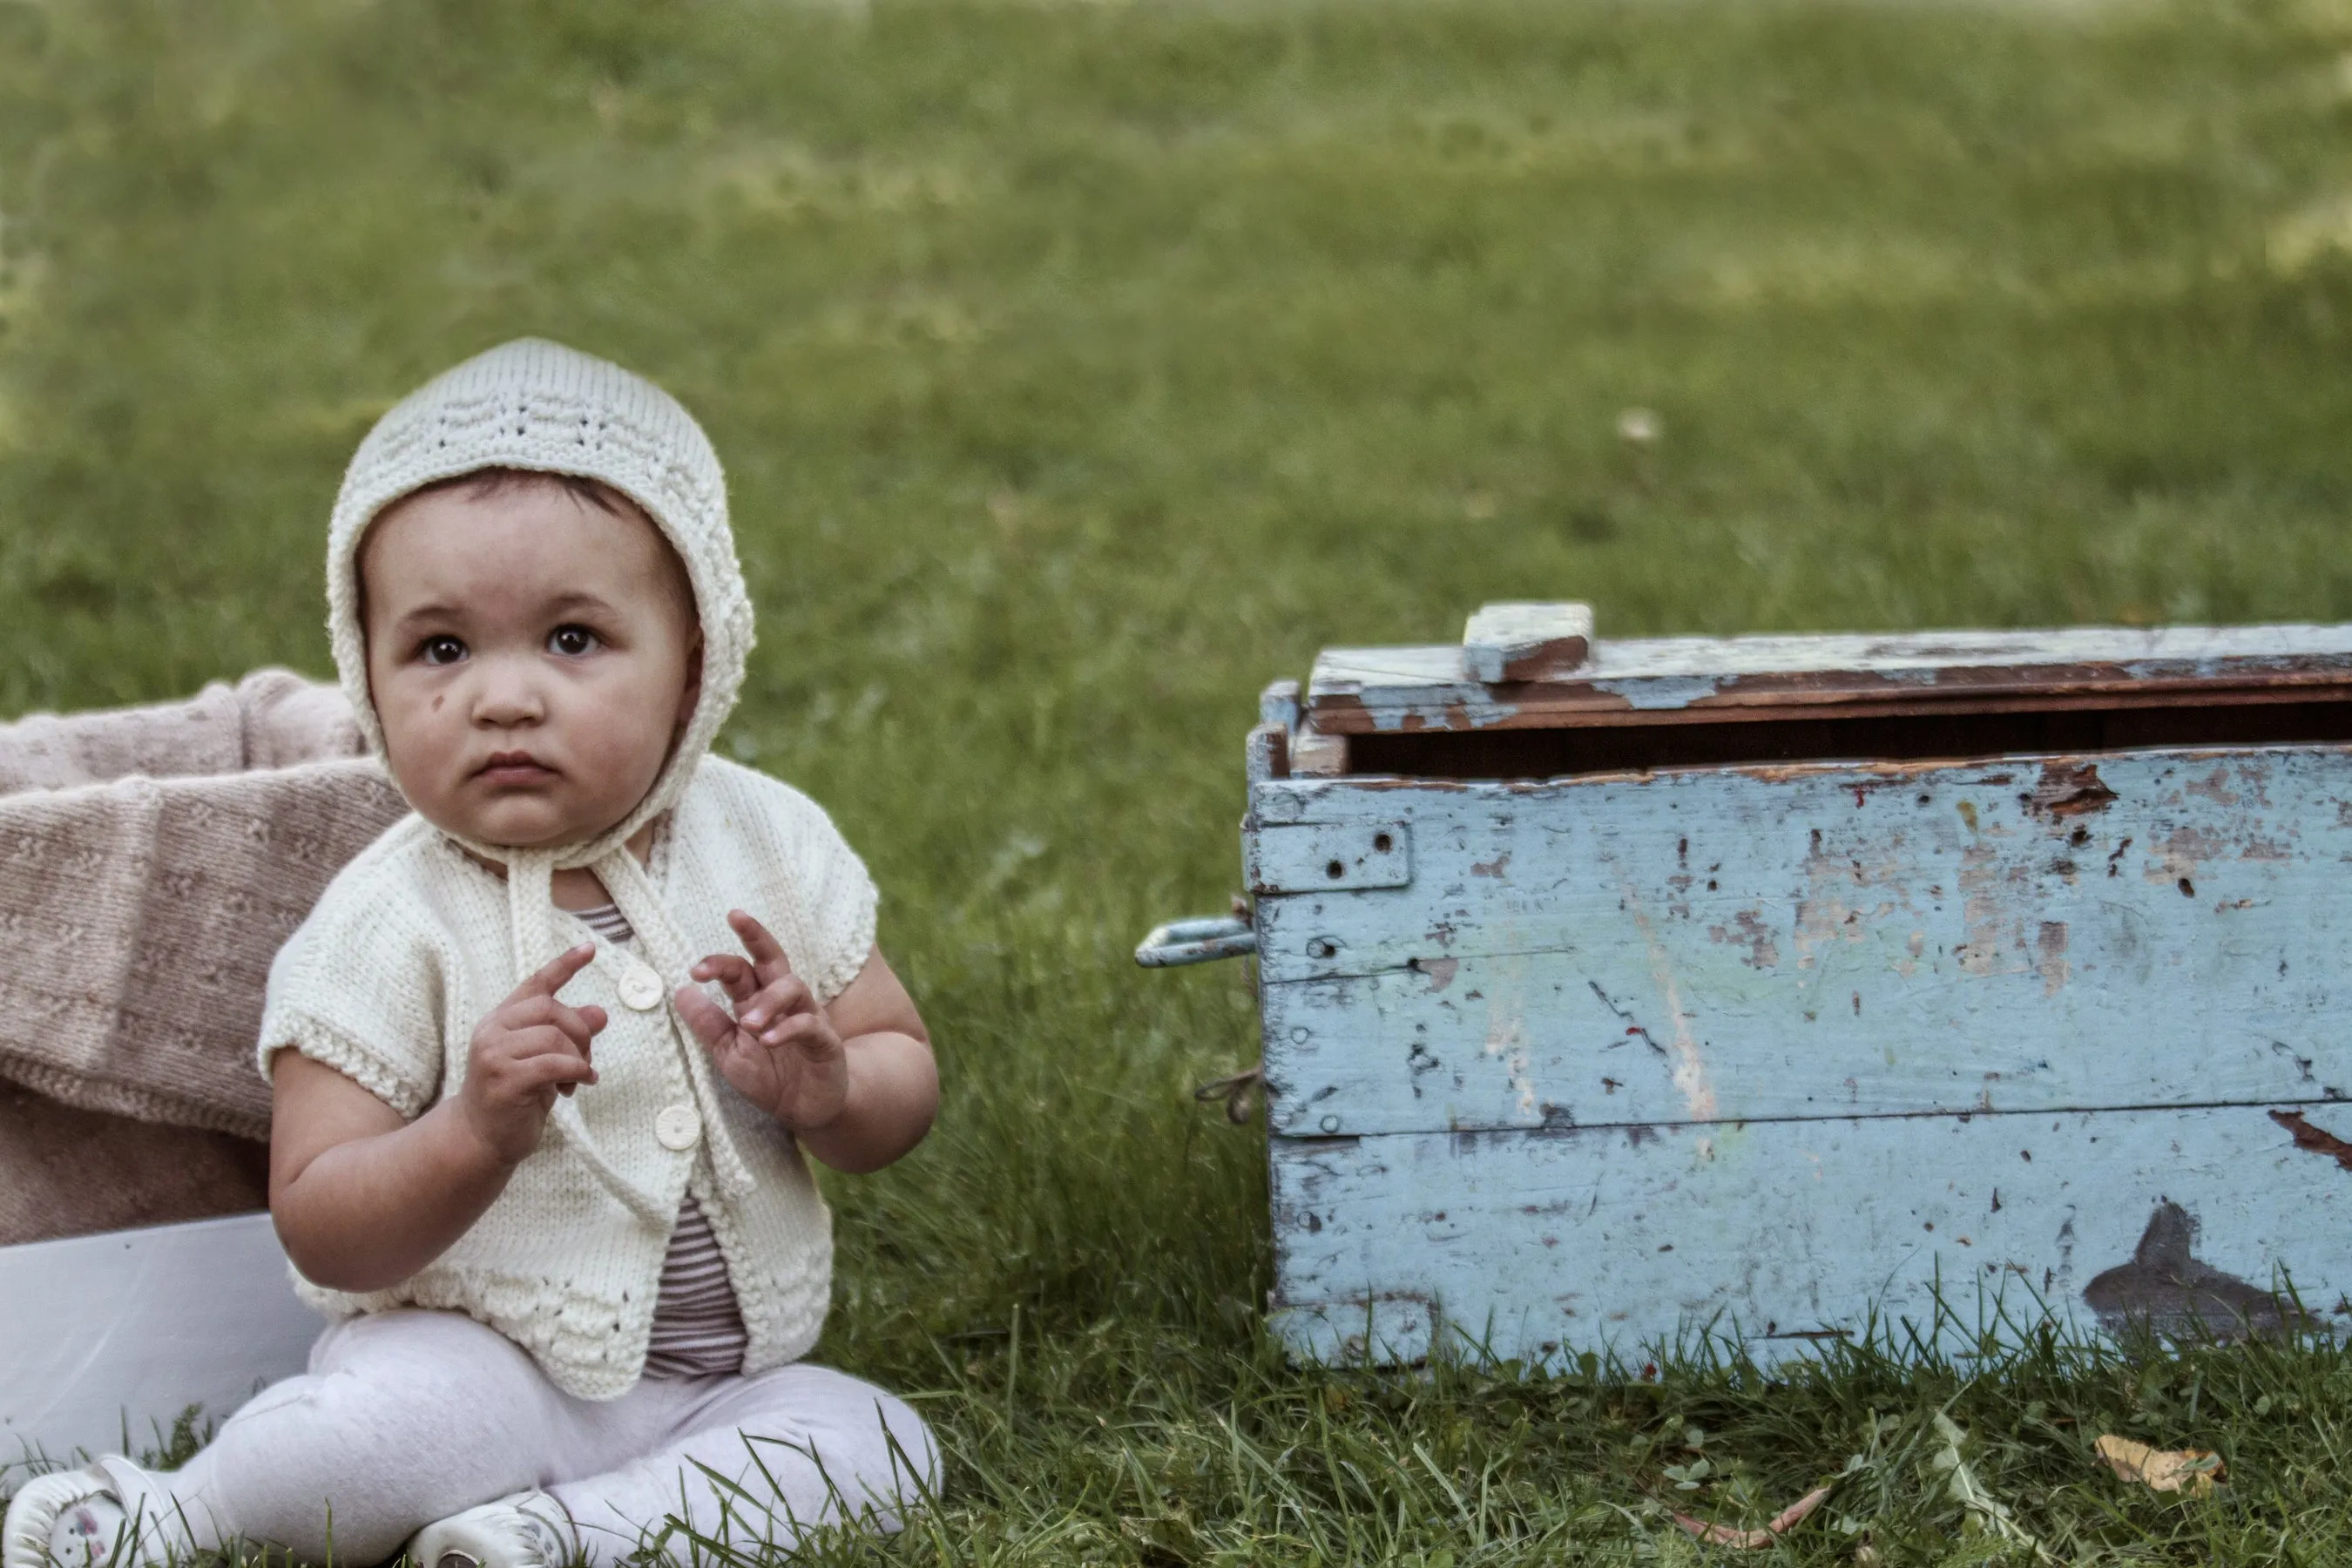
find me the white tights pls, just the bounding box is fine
[99,1310,937,1565]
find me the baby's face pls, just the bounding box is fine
[359,481,702,851]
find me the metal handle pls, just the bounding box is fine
[1135,915,1258,968]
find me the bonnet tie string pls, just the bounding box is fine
[504,848,675,1229]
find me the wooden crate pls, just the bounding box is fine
[1150,606,2352,1367]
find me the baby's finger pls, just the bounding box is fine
[671,983,738,1049]
[548,999,605,1049]
[758,1011,835,1058]
[512,1049,599,1094]
[740,975,814,1034]
[504,1024,595,1069]
[479,1037,598,1103]
[502,996,608,1048]
[728,909,797,987]
[511,943,596,1003]
[689,952,760,1005]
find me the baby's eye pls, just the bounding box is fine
[548,625,601,657]
[419,635,467,667]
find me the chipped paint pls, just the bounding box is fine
[1791,829,1903,972]
[1708,909,1781,970]
[1362,698,1524,733]
[1957,841,2018,978]
[1624,893,1720,1122]
[1479,952,1539,1119]
[2035,921,2070,996]
[1588,675,1724,711]
[2270,1107,2352,1171]
[2186,767,2240,807]
[2025,761,2119,818]
[2146,825,2229,889]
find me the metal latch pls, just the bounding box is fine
[1134,914,1258,968]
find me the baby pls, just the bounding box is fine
[3,341,941,1568]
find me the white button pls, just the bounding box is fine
[655,1104,702,1152]
[618,964,665,1012]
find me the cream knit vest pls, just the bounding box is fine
[259,340,868,1398]
[258,758,875,1399]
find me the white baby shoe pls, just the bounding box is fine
[1,1467,123,1568]
[409,1490,577,1568]
[44,1497,125,1568]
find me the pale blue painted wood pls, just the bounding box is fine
[1253,746,2352,1138]
[1270,1295,1436,1368]
[1462,603,1592,683]
[1248,821,1411,895]
[1270,1105,2352,1368]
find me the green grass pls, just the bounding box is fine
[10,0,2352,1559]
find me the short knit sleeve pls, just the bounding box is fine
[702,760,878,1004]
[254,820,449,1119]
[794,795,879,1004]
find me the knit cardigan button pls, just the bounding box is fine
[655,1104,702,1151]
[618,964,665,1011]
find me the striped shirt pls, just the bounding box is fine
[572,902,750,1379]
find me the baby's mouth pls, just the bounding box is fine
[475,751,558,787]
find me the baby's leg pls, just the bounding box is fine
[549,1364,938,1565]
[108,1310,606,1563]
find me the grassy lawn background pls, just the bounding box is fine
[10,0,2352,1560]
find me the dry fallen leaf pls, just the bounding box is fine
[2094,1434,2224,1497]
[1670,1484,1833,1549]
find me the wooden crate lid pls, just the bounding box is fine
[1307,605,2352,735]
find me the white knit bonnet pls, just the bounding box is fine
[328,337,752,853]
[327,338,762,1218]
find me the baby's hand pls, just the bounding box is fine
[459,943,606,1166]
[676,910,848,1132]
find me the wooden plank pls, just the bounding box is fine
[1252,744,2352,973]
[1262,947,2351,1136]
[1463,603,1592,684]
[1307,623,2352,735]
[1244,722,1288,787]
[1288,721,1348,777]
[1270,1105,2352,1368]
[2,1213,321,1462]
[1258,679,1302,733]
[1251,747,2352,1134]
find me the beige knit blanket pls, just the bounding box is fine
[0,672,407,1242]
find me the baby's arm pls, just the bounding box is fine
[675,910,937,1174]
[268,945,605,1292]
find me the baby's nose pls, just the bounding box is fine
[470,669,549,726]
